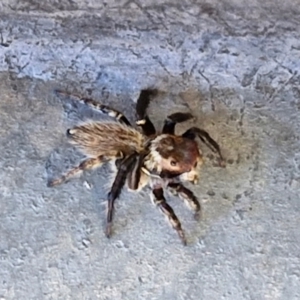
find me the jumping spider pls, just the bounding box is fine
[48,89,225,245]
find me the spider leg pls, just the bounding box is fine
[105,152,138,238]
[47,155,107,187]
[168,182,201,221]
[126,154,147,190]
[162,112,194,134]
[182,126,225,167]
[54,90,132,126]
[135,89,157,136]
[152,187,187,245]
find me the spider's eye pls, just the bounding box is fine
[170,160,177,166]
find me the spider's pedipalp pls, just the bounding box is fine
[135,89,157,136]
[55,89,132,126]
[162,112,194,134]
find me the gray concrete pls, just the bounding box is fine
[0,1,300,299]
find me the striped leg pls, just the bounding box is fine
[54,90,132,126]
[152,187,187,245]
[182,127,226,167]
[168,182,201,220]
[162,112,194,134]
[47,155,107,187]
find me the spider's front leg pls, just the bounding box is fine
[152,186,187,246]
[182,126,226,167]
[162,112,194,134]
[105,152,138,238]
[167,182,201,221]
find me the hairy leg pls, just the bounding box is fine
[168,182,201,220]
[182,126,225,167]
[47,155,106,187]
[152,187,187,245]
[135,89,157,136]
[162,112,194,134]
[105,152,138,238]
[55,90,132,126]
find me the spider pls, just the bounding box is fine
[48,89,225,245]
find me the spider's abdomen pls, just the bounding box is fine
[67,121,145,157]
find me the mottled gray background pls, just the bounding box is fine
[0,1,300,299]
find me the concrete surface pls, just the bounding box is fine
[0,1,300,299]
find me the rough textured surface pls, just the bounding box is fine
[1,1,300,299]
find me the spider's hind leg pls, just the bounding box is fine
[135,89,157,136]
[47,155,108,187]
[162,112,194,134]
[54,90,132,126]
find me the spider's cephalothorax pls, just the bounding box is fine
[48,89,225,245]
